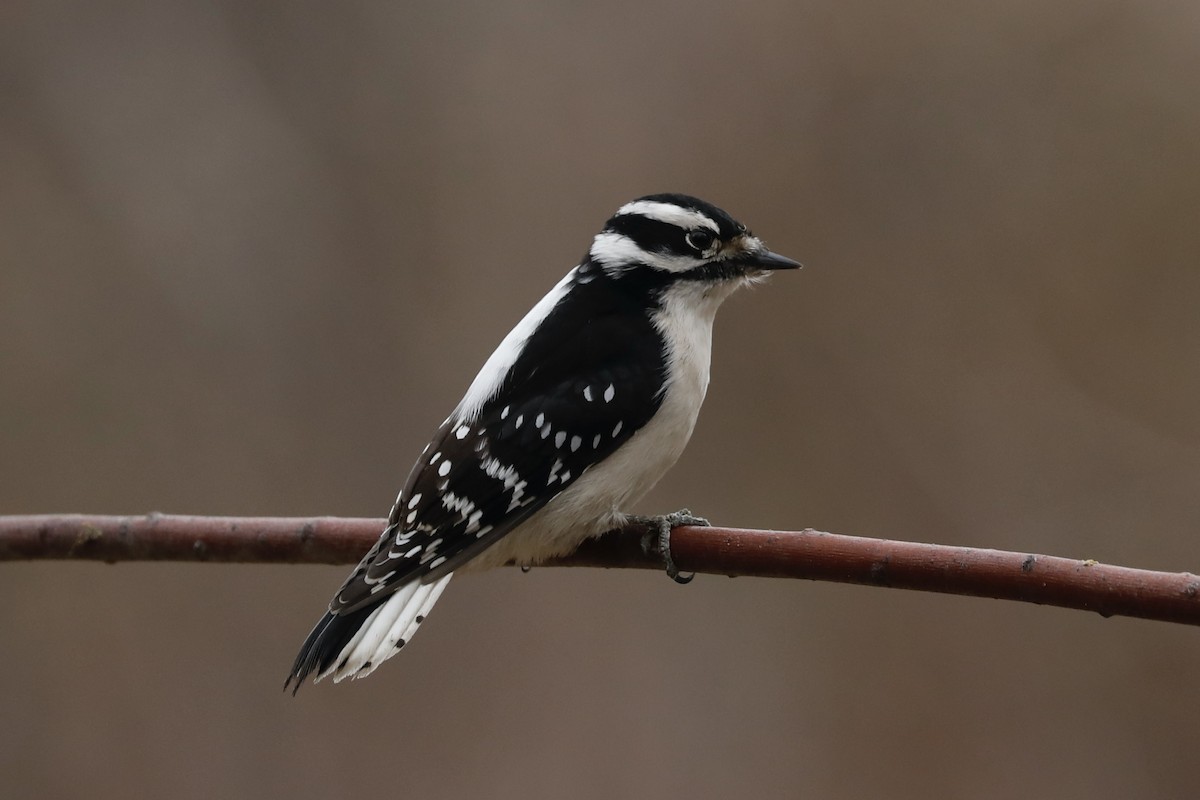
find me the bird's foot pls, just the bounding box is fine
[632,509,708,584]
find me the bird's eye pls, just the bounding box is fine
[685,230,717,252]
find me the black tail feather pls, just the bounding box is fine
[285,604,376,695]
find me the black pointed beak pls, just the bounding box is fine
[747,249,803,271]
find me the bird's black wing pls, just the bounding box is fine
[329,273,668,614]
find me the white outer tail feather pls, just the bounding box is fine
[319,574,454,683]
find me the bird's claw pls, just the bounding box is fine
[634,508,708,584]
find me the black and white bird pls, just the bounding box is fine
[286,194,799,690]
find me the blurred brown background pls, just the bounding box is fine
[3,2,1199,798]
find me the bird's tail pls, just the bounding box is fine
[285,573,452,693]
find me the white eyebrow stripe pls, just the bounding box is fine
[589,232,699,274]
[615,200,720,233]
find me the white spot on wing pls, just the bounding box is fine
[604,383,615,403]
[535,412,545,428]
[455,425,470,439]
[506,482,528,512]
[363,570,395,586]
[613,421,623,437]
[438,460,452,477]
[441,492,477,518]
[555,431,566,448]
[408,493,422,509]
[583,385,593,402]
[570,435,582,452]
[483,457,528,510]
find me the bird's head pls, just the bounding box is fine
[583,193,801,289]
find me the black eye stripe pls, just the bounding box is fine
[607,215,725,258]
[606,215,688,253]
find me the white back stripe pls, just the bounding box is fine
[454,268,576,422]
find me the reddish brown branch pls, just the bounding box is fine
[2,514,1198,626]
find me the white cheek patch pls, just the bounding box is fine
[590,232,700,274]
[616,200,720,233]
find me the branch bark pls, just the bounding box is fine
[2,513,1198,627]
